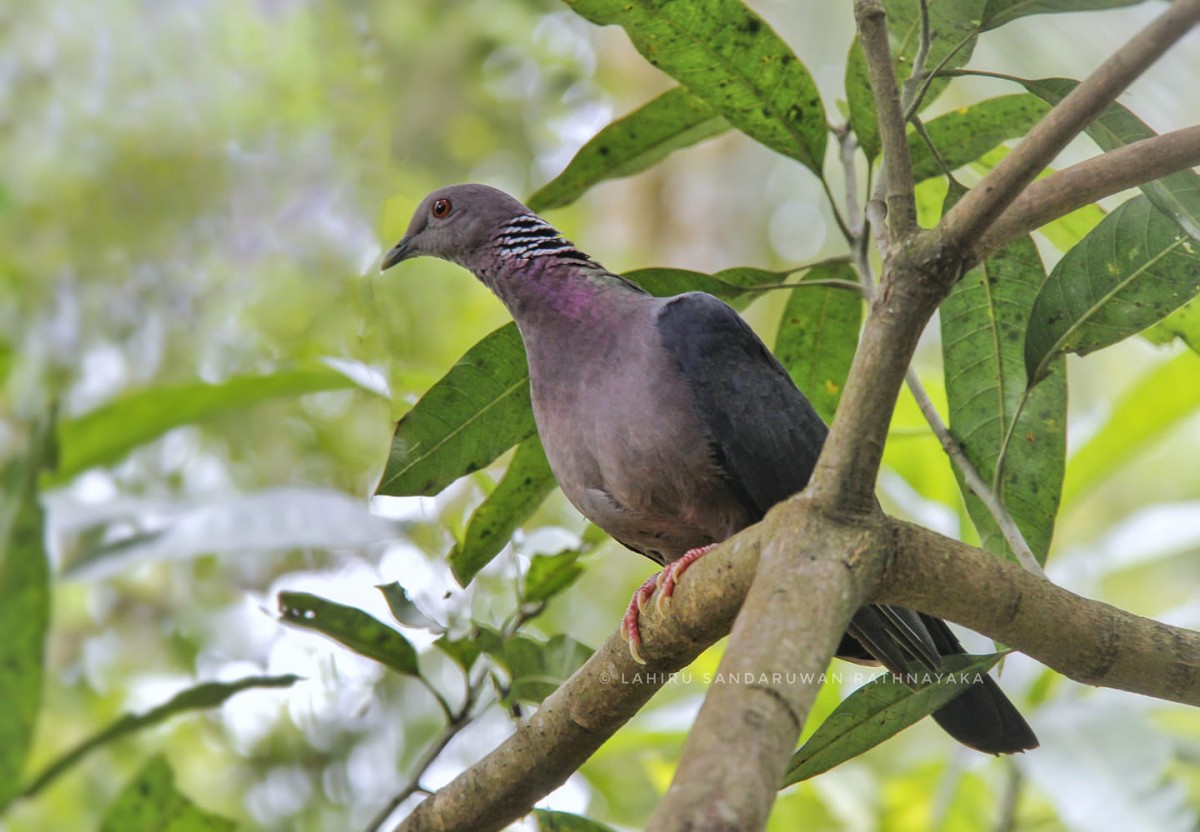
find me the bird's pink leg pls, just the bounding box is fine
[620,543,718,664]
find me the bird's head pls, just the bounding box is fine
[380,184,531,274]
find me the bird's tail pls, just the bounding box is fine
[918,613,1039,754]
[845,605,1038,754]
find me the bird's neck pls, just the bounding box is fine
[480,256,646,331]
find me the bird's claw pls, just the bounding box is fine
[622,544,718,662]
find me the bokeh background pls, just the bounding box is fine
[3,0,1200,829]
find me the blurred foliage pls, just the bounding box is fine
[1,0,1199,831]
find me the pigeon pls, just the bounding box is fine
[381,183,1037,754]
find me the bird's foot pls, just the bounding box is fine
[619,575,660,665]
[655,543,715,613]
[619,543,717,665]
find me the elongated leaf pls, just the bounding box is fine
[1062,350,1200,508]
[100,755,235,832]
[773,262,862,423]
[1017,76,1200,240]
[528,87,728,212]
[376,323,535,496]
[449,437,557,586]
[278,592,420,677]
[626,266,788,309]
[0,421,52,811]
[845,38,880,161]
[54,364,364,483]
[942,236,1065,562]
[563,0,827,173]
[376,582,442,631]
[783,653,1003,785]
[910,95,1050,183]
[523,548,586,604]
[535,809,618,832]
[1025,195,1200,386]
[885,0,987,108]
[982,0,1149,31]
[1144,296,1200,353]
[21,675,298,801]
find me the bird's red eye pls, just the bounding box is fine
[432,198,452,218]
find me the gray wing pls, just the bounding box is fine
[655,292,827,515]
[656,292,940,670]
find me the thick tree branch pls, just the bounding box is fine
[941,0,1200,253]
[976,124,1200,260]
[647,500,878,832]
[855,0,918,241]
[393,510,1200,831]
[881,519,1200,705]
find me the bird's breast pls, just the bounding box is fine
[523,317,753,562]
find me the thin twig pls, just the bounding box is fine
[366,667,488,832]
[855,0,919,240]
[992,759,1023,832]
[746,278,866,295]
[901,0,934,114]
[904,368,1045,576]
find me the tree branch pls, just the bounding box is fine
[392,509,1200,831]
[976,124,1200,260]
[941,0,1200,253]
[881,519,1200,705]
[647,500,878,832]
[855,0,918,241]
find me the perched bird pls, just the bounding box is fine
[382,183,1038,754]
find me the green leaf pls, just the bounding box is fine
[1016,76,1200,241]
[376,582,442,630]
[783,653,1003,785]
[773,262,863,423]
[910,95,1050,183]
[375,323,536,497]
[845,38,880,161]
[1025,195,1200,386]
[981,0,1149,31]
[53,364,364,484]
[434,634,483,673]
[527,87,728,212]
[278,591,420,677]
[626,266,788,309]
[523,548,586,604]
[21,675,298,801]
[0,420,53,811]
[449,436,557,586]
[1144,296,1200,353]
[563,0,827,173]
[488,633,593,704]
[941,236,1065,562]
[534,809,618,832]
[100,755,235,832]
[884,0,987,108]
[1062,350,1200,508]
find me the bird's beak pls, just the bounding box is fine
[380,237,415,272]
